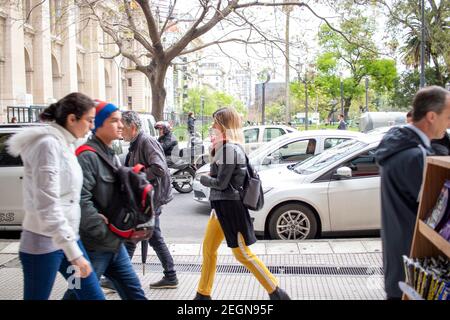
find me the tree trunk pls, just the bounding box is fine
[344,98,352,120]
[431,54,444,86]
[147,63,168,121]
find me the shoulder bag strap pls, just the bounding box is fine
[76,145,118,171]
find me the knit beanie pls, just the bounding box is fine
[93,100,119,133]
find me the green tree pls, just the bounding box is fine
[376,0,450,86]
[392,67,444,110]
[313,15,397,118]
[182,87,246,118]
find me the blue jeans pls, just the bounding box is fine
[63,243,146,300]
[125,211,177,280]
[19,240,105,300]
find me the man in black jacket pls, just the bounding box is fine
[375,86,450,299]
[122,111,178,289]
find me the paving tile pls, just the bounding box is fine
[266,242,299,255]
[0,242,20,254]
[168,244,201,256]
[0,242,11,251]
[330,241,367,254]
[298,241,333,254]
[362,240,382,253]
[248,242,266,255]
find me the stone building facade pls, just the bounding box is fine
[0,0,157,123]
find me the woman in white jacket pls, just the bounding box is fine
[7,92,105,300]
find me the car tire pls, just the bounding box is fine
[268,203,318,240]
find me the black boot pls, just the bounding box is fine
[269,287,291,300]
[193,292,212,300]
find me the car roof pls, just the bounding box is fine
[243,125,296,131]
[0,123,48,132]
[287,129,364,138]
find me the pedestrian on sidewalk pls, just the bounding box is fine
[64,101,147,300]
[337,114,347,130]
[6,92,105,300]
[194,107,290,300]
[375,86,450,300]
[121,111,178,289]
[187,111,196,136]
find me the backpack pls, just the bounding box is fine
[241,154,265,211]
[76,145,156,242]
[229,145,264,211]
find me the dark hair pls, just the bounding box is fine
[412,86,450,122]
[339,114,344,118]
[406,109,413,118]
[40,92,95,127]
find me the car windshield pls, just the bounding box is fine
[291,139,367,174]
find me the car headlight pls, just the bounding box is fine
[263,187,273,194]
[195,172,209,181]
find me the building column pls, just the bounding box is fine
[110,58,120,106]
[84,19,105,100]
[60,0,78,95]
[31,0,53,104]
[1,4,26,108]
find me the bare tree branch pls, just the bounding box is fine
[135,0,163,56]
[179,38,263,55]
[159,0,177,36]
[81,0,143,69]
[122,0,155,55]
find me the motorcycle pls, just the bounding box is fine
[166,132,206,193]
[169,160,196,193]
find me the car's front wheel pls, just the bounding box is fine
[268,203,318,240]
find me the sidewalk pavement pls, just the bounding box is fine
[0,238,386,300]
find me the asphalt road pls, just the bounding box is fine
[159,190,211,243]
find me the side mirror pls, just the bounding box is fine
[262,156,274,165]
[334,166,352,179]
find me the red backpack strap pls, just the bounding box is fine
[132,164,145,173]
[141,184,153,209]
[75,145,96,156]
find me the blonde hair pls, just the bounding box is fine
[212,107,244,145]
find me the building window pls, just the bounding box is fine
[128,96,133,109]
[128,78,132,87]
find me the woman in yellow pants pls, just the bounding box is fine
[195,107,290,300]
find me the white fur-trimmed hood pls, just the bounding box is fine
[7,124,67,157]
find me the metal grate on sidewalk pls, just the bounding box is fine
[133,262,383,276]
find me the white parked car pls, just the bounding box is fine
[251,134,384,240]
[0,124,45,230]
[193,130,365,203]
[193,124,297,170]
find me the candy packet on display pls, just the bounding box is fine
[425,180,450,229]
